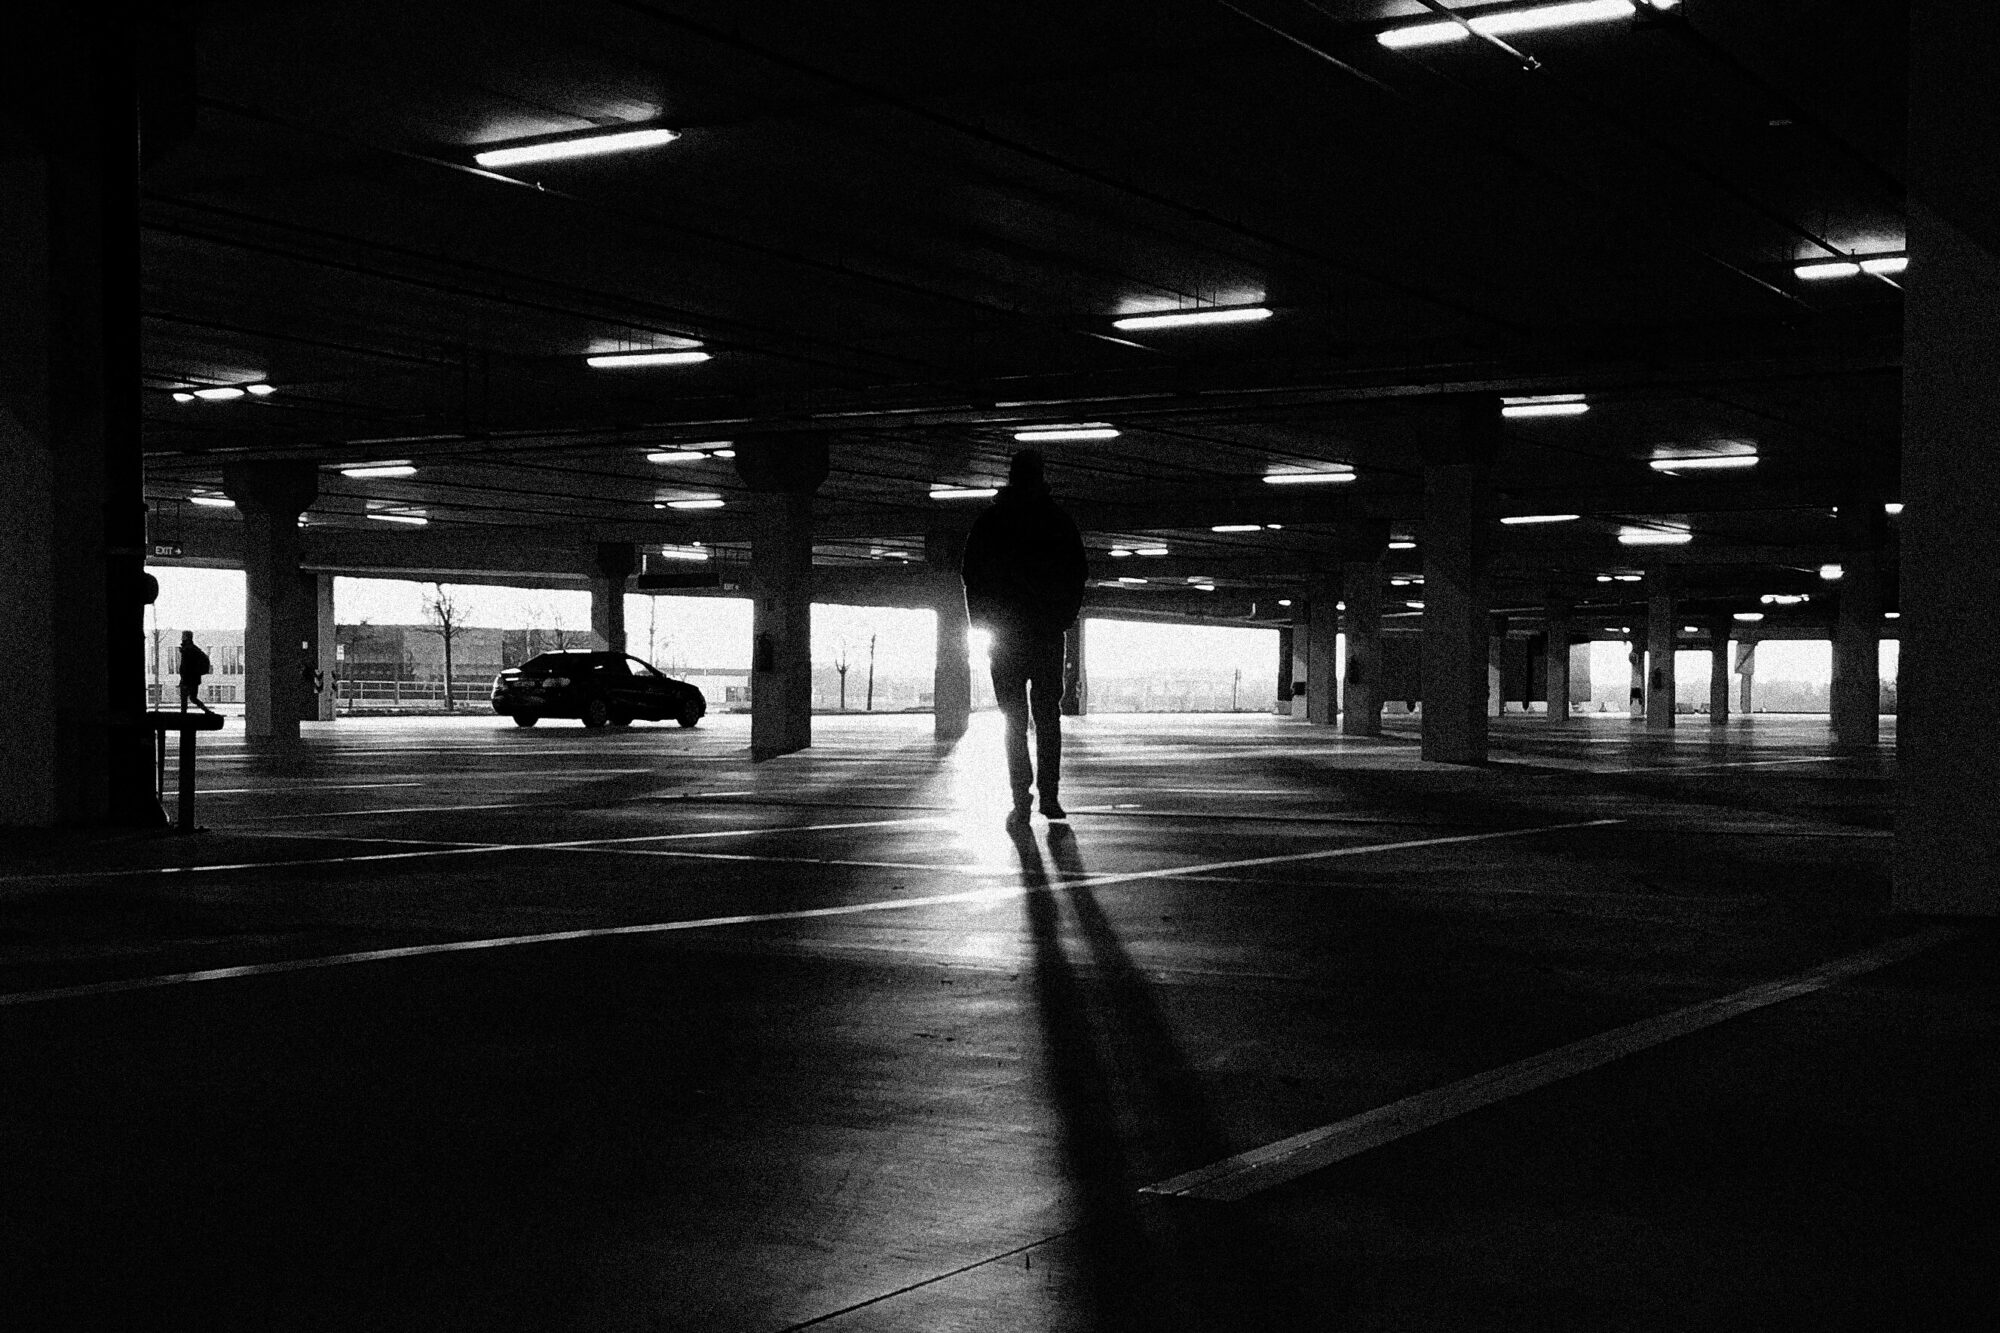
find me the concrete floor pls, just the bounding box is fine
[2,710,1990,1330]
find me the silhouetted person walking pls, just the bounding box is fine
[962,450,1088,819]
[177,631,216,715]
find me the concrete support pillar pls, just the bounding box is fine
[1275,626,1295,712]
[0,20,158,825]
[1707,620,1732,727]
[1645,576,1678,731]
[1544,603,1572,722]
[1737,640,1756,716]
[736,436,829,761]
[1304,584,1338,724]
[1340,560,1384,735]
[1061,618,1088,716]
[1628,634,1646,720]
[926,524,972,740]
[1896,0,2000,912]
[1486,617,1506,718]
[1420,401,1496,765]
[312,573,337,722]
[590,542,634,655]
[1831,503,1885,748]
[223,463,318,744]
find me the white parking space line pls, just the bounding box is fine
[571,847,1020,875]
[201,782,427,794]
[0,819,1618,1006]
[1592,756,1847,775]
[1141,926,1961,1203]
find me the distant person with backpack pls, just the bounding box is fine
[177,631,215,715]
[961,449,1089,820]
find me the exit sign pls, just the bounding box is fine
[151,543,183,558]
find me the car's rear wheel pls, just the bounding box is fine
[513,714,539,728]
[608,706,633,728]
[581,697,611,729]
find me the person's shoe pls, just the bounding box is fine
[1040,797,1068,820]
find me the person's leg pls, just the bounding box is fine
[988,643,1033,811]
[1026,638,1066,815]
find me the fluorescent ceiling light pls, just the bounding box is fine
[1761,593,1808,605]
[1503,401,1589,418]
[1407,601,1425,609]
[193,387,245,401]
[1500,513,1580,524]
[1263,470,1355,485]
[1886,611,1901,619]
[340,462,417,478]
[1650,453,1758,471]
[1134,545,1169,556]
[667,498,725,510]
[1278,599,1292,607]
[1194,584,1216,592]
[587,350,710,368]
[367,512,428,525]
[1111,306,1271,331]
[930,487,997,500]
[1379,0,1638,49]
[1860,256,1908,275]
[1014,424,1118,442]
[646,451,709,464]
[172,392,194,402]
[1819,563,1844,580]
[1617,528,1692,545]
[1117,577,1148,584]
[1109,548,1132,557]
[656,546,710,562]
[245,383,275,396]
[1211,524,1262,533]
[1388,540,1416,550]
[1734,612,1764,622]
[474,125,680,169]
[1795,260,1861,280]
[712,449,736,459]
[1884,502,1904,515]
[189,494,235,508]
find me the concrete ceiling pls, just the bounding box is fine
[137,0,1908,624]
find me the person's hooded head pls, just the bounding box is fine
[1002,448,1049,500]
[181,630,194,643]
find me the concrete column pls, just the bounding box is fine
[1341,556,1385,735]
[736,436,829,761]
[1420,401,1495,765]
[0,21,157,825]
[1628,634,1646,720]
[1737,640,1756,715]
[1544,604,1572,722]
[1486,616,1506,718]
[1831,502,1885,748]
[1303,584,1338,724]
[1645,577,1678,730]
[1707,619,1732,726]
[1061,618,1088,716]
[312,573,337,722]
[590,542,634,655]
[1897,0,2000,912]
[1275,626,1295,712]
[223,463,319,743]
[926,524,972,740]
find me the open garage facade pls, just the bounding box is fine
[5,3,2000,1328]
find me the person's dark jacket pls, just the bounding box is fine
[961,483,1088,644]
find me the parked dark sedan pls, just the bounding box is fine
[491,651,706,728]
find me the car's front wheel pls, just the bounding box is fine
[581,697,611,729]
[676,700,703,728]
[513,714,539,728]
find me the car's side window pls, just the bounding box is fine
[629,657,662,678]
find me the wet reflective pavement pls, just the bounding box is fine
[3,712,1990,1330]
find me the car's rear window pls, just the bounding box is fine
[518,654,594,677]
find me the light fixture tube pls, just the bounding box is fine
[1013,425,1119,442]
[367,512,428,525]
[1617,529,1692,545]
[1819,563,1844,580]
[930,487,998,500]
[1734,612,1764,622]
[1649,454,1758,471]
[1860,256,1908,275]
[667,498,725,510]
[1111,307,1271,331]
[1502,401,1590,418]
[193,387,245,401]
[1795,261,1861,280]
[1500,513,1580,524]
[587,350,711,368]
[340,463,418,478]
[1211,524,1262,533]
[475,126,680,169]
[646,451,710,464]
[1134,545,1169,556]
[245,383,276,396]
[656,548,710,562]
[1263,471,1355,485]
[1379,1,1637,50]
[189,494,235,508]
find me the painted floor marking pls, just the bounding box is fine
[0,815,952,884]
[569,846,1021,875]
[200,782,427,794]
[1593,756,1846,775]
[1141,925,1962,1203]
[0,819,1616,1007]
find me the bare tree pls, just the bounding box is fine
[834,639,851,711]
[419,583,463,710]
[524,597,577,655]
[865,633,877,712]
